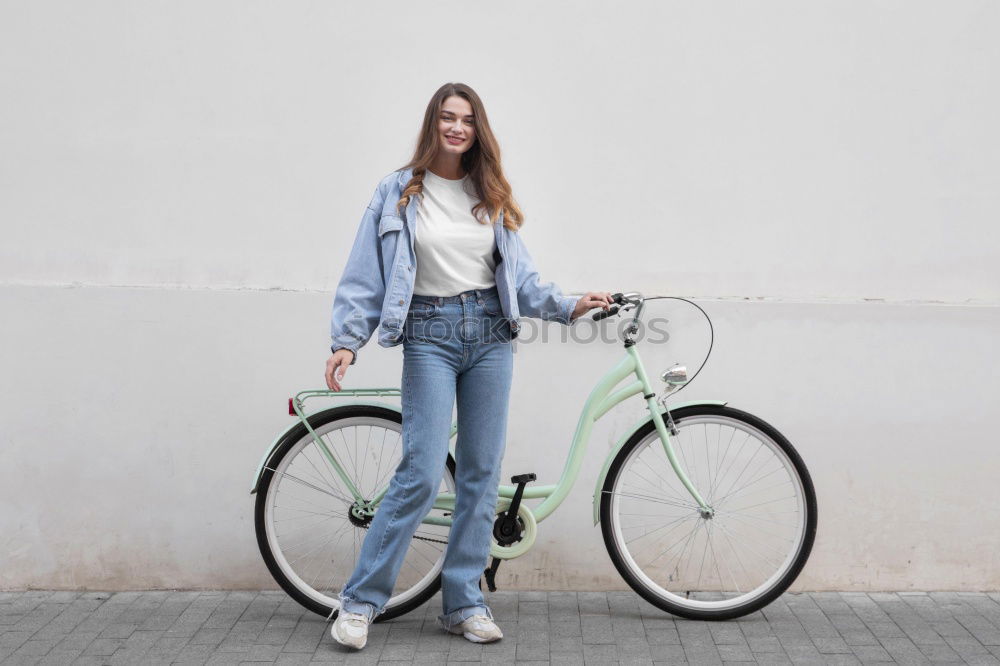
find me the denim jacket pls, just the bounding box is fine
[330,167,578,364]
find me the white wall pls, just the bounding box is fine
[1,1,998,590]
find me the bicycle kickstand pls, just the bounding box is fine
[483,472,535,592]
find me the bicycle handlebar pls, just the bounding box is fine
[592,292,626,321]
[585,290,715,401]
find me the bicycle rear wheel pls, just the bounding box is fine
[254,405,455,621]
[600,404,817,620]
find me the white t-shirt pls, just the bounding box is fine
[413,170,498,297]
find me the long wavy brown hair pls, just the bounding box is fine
[394,83,525,232]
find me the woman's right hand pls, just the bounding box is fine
[326,349,355,391]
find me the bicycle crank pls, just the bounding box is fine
[483,473,536,592]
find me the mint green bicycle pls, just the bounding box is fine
[251,292,817,621]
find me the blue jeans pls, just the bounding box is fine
[338,285,514,630]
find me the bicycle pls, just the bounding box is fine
[250,292,817,622]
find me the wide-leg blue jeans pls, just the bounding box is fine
[338,285,513,629]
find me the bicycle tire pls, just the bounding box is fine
[600,404,817,620]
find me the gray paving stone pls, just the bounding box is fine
[955,613,1000,646]
[580,613,615,644]
[849,642,895,662]
[879,635,933,663]
[172,640,216,662]
[583,641,619,663]
[716,642,754,661]
[812,634,854,654]
[944,634,1000,664]
[481,639,517,664]
[578,591,611,616]
[746,635,784,653]
[550,618,582,638]
[619,638,653,660]
[447,633,484,661]
[274,653,313,664]
[204,654,247,665]
[753,654,794,665]
[10,637,59,656]
[244,642,283,660]
[709,622,746,645]
[549,634,584,653]
[821,654,862,665]
[782,642,825,664]
[651,643,688,662]
[515,638,550,661]
[378,641,417,660]
[255,625,295,645]
[872,594,952,646]
[552,653,587,665]
[0,631,33,649]
[646,627,682,645]
[916,641,965,662]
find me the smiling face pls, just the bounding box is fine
[437,95,476,154]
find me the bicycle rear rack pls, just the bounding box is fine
[288,387,402,417]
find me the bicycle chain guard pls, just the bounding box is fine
[489,497,537,559]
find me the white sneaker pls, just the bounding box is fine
[442,613,504,643]
[330,609,370,649]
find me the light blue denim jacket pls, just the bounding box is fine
[330,167,578,364]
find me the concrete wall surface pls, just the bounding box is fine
[1,1,998,590]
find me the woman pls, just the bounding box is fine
[325,82,612,650]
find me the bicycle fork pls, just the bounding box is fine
[628,348,713,515]
[650,401,713,516]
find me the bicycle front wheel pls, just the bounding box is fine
[600,404,817,620]
[254,405,456,622]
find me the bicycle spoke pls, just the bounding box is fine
[714,519,784,574]
[705,522,729,594]
[301,442,346,500]
[268,467,353,504]
[716,479,793,511]
[624,512,697,547]
[635,448,697,505]
[710,427,739,501]
[303,526,351,590]
[648,516,702,568]
[602,489,699,511]
[710,521,743,595]
[368,428,402,497]
[709,432,753,503]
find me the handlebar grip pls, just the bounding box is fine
[592,304,620,321]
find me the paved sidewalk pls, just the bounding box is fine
[2,590,1000,665]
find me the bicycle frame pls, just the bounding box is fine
[251,340,721,558]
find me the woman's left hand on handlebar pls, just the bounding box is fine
[571,292,614,321]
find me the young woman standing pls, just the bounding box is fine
[325,83,612,650]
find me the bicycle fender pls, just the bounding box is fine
[249,400,403,495]
[592,399,728,525]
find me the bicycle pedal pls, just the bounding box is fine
[503,474,534,523]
